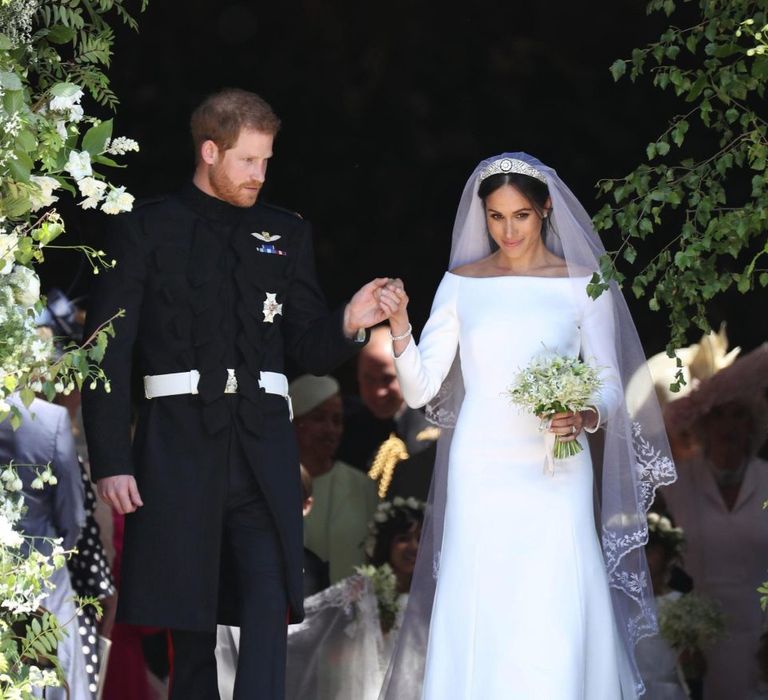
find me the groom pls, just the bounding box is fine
[82,88,393,699]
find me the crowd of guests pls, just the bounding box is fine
[2,303,768,700]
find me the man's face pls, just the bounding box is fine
[204,128,274,207]
[357,346,404,420]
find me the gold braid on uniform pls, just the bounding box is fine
[368,433,409,498]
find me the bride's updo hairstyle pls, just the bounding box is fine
[477,172,551,239]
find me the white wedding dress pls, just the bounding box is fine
[394,272,626,699]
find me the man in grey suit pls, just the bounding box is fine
[0,395,89,699]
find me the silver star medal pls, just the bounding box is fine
[251,231,281,242]
[263,293,283,323]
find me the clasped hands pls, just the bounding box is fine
[342,277,409,337]
[100,278,411,515]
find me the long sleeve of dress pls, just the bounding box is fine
[394,273,460,408]
[579,287,623,428]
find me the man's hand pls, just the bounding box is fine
[97,475,144,514]
[343,277,394,336]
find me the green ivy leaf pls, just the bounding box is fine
[610,59,627,81]
[49,82,82,98]
[20,387,36,408]
[46,24,77,44]
[8,150,33,182]
[81,118,114,155]
[0,71,22,91]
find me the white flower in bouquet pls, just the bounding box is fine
[106,136,140,155]
[0,232,19,275]
[506,352,603,462]
[49,88,84,123]
[356,563,401,632]
[658,593,725,653]
[101,185,134,214]
[8,265,40,307]
[64,149,92,181]
[77,176,108,209]
[0,512,23,548]
[54,119,68,140]
[28,175,60,212]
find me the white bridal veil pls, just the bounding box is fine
[379,153,677,699]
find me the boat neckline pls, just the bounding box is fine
[445,270,592,280]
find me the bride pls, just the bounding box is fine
[375,153,677,699]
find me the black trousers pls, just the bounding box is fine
[170,433,288,700]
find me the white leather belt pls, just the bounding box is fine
[143,369,293,420]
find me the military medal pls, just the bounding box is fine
[255,243,287,256]
[263,293,283,323]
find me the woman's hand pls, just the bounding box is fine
[377,279,412,356]
[378,278,410,333]
[546,409,598,441]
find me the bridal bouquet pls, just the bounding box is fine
[506,353,602,461]
[355,563,400,633]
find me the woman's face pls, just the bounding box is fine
[295,394,344,463]
[388,520,421,583]
[484,184,549,261]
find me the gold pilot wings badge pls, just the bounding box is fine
[251,231,281,242]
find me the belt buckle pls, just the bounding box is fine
[224,368,238,394]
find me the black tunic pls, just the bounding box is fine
[82,183,362,630]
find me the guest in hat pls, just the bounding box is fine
[291,374,379,583]
[662,343,768,700]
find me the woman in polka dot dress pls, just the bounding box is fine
[68,460,116,699]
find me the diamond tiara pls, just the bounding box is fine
[478,157,547,184]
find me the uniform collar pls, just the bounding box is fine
[177,182,256,225]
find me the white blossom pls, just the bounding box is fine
[106,136,140,155]
[0,513,23,548]
[77,176,107,209]
[64,150,92,181]
[100,186,134,215]
[28,175,60,212]
[0,232,19,275]
[8,265,41,306]
[54,119,68,140]
[49,88,84,123]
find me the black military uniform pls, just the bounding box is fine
[82,183,364,699]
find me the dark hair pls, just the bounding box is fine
[190,88,281,160]
[477,172,550,215]
[368,506,424,567]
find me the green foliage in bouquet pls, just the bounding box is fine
[0,0,146,695]
[0,0,145,424]
[356,564,401,635]
[591,0,768,383]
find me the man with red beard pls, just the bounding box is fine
[82,88,393,700]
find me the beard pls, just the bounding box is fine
[208,165,262,208]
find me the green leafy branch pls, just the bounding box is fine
[592,0,768,360]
